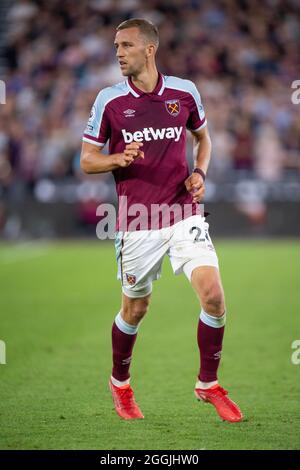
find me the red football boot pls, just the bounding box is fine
[109,379,144,420]
[194,384,243,423]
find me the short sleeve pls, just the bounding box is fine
[82,91,111,146]
[186,81,207,132]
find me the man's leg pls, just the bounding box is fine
[111,293,151,386]
[191,266,225,386]
[109,293,151,420]
[191,265,243,422]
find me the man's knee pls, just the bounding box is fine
[122,295,150,325]
[191,267,225,316]
[201,283,225,317]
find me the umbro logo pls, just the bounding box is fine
[123,109,135,117]
[122,356,132,365]
[214,351,222,360]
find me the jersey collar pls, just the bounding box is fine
[127,72,165,98]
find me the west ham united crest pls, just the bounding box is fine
[165,99,180,116]
[125,273,136,286]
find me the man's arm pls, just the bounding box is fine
[191,125,212,175]
[185,125,212,202]
[80,141,144,174]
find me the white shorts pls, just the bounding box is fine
[115,215,219,298]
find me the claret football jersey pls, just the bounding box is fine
[82,72,207,230]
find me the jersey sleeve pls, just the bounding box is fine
[186,81,207,132]
[82,91,111,146]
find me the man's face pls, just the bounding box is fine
[114,27,148,76]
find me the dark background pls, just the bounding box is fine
[0,0,299,239]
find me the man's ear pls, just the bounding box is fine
[146,44,156,58]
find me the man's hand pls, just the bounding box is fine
[185,172,205,203]
[114,142,144,168]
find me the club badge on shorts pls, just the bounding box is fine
[125,273,136,286]
[165,99,180,116]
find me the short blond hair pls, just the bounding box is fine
[116,18,159,48]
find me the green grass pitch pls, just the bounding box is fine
[0,240,299,450]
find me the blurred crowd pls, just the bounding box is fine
[0,0,299,206]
